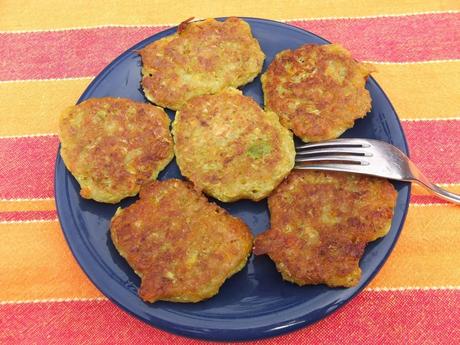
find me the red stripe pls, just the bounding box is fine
[0,121,458,200]
[0,135,58,199]
[0,290,458,344]
[291,12,460,62]
[1,13,459,81]
[0,26,166,81]
[410,194,450,204]
[402,120,460,184]
[0,210,56,222]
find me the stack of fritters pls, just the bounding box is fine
[58,17,398,303]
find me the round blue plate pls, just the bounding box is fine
[55,18,411,341]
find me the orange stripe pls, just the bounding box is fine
[373,61,460,120]
[412,183,460,196]
[368,204,460,289]
[410,189,460,205]
[0,204,458,301]
[0,78,91,137]
[1,1,459,31]
[0,221,101,302]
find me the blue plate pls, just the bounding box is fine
[55,18,411,341]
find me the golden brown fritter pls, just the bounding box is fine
[139,17,265,110]
[254,170,397,287]
[58,97,174,203]
[110,179,253,303]
[172,88,295,202]
[262,44,374,142]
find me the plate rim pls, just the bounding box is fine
[54,16,411,341]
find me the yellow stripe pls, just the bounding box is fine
[0,199,55,212]
[2,60,459,136]
[0,204,458,301]
[373,61,460,120]
[0,78,91,137]
[1,0,458,31]
[2,14,460,34]
[368,204,460,289]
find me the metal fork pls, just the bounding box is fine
[295,138,460,204]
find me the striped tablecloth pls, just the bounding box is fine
[1,1,459,344]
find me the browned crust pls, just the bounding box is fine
[177,17,195,33]
[254,170,397,287]
[110,179,254,303]
[172,88,295,202]
[262,44,374,142]
[58,97,174,203]
[139,17,265,110]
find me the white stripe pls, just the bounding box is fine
[410,203,456,207]
[0,133,57,139]
[436,182,460,187]
[0,197,55,202]
[0,297,107,305]
[0,10,458,34]
[0,218,58,225]
[366,286,460,292]
[0,76,92,84]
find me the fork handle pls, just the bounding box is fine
[408,161,460,204]
[413,179,460,204]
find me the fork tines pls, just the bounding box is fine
[295,139,373,167]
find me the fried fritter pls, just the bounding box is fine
[139,17,265,110]
[262,44,374,142]
[254,170,397,287]
[110,179,253,303]
[172,88,295,202]
[58,97,174,203]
